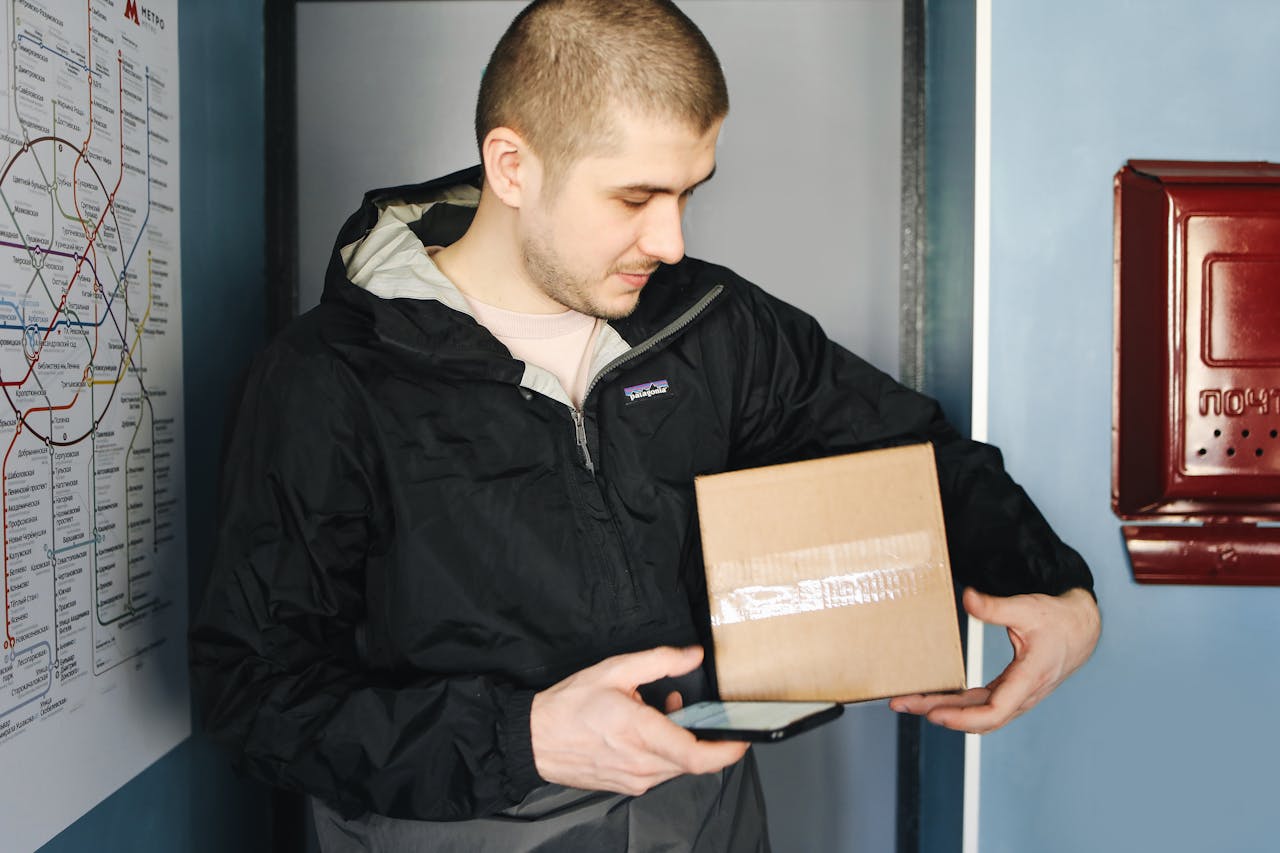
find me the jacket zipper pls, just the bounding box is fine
[570,408,595,474]
[568,284,724,473]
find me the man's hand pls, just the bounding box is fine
[530,646,749,796]
[889,587,1100,734]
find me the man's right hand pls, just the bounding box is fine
[530,646,749,796]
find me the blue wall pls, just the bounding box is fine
[918,1,975,851]
[38,1,271,850]
[979,2,1280,852]
[923,0,975,439]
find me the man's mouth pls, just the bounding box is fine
[614,265,659,289]
[616,271,652,289]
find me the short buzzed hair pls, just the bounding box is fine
[476,0,728,185]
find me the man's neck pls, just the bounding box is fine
[431,189,565,315]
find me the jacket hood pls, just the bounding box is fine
[341,182,481,310]
[323,165,484,307]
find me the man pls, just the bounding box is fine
[191,1,1100,850]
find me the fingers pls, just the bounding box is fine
[923,674,1041,733]
[892,686,1022,733]
[890,687,992,717]
[664,691,684,713]
[686,739,751,774]
[596,645,704,690]
[963,586,1024,627]
[636,710,749,775]
[568,705,746,795]
[892,656,1044,733]
[532,647,745,795]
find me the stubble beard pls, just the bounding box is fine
[520,230,651,322]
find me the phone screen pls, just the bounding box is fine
[667,700,843,742]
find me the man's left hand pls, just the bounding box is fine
[889,587,1100,734]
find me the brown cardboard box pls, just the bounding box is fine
[694,443,965,702]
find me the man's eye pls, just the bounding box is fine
[620,197,649,209]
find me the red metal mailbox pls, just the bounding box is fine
[1113,160,1280,585]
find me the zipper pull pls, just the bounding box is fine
[571,408,596,474]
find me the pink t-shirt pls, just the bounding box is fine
[462,295,603,409]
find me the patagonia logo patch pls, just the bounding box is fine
[623,379,672,404]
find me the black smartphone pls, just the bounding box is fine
[668,700,843,742]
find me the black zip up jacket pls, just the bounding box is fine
[190,167,1092,825]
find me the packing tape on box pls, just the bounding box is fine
[708,531,938,627]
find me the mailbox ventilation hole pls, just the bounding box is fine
[1195,426,1275,460]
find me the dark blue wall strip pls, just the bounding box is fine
[38,1,271,849]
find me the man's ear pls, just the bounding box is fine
[481,126,538,209]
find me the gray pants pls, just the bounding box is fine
[312,751,770,853]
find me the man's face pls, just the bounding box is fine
[518,109,722,320]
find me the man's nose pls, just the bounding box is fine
[637,197,686,265]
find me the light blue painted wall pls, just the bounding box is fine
[37,1,271,850]
[979,2,1280,852]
